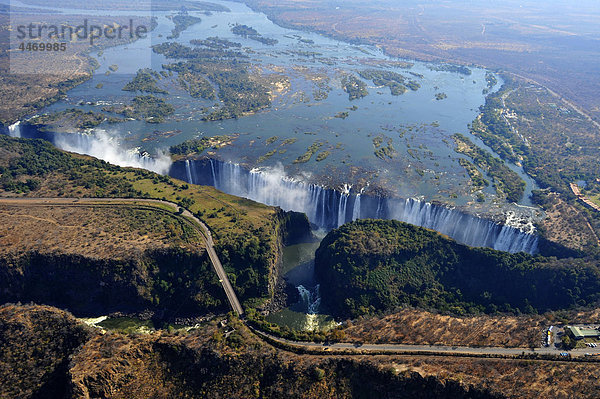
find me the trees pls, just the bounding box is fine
[122,69,168,94]
[231,24,278,45]
[315,219,600,317]
[358,69,420,96]
[340,75,368,100]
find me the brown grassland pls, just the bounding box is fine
[0,12,152,124]
[340,308,600,349]
[0,203,202,258]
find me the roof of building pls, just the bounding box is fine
[567,326,600,339]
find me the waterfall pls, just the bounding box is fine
[2,123,172,174]
[185,160,194,184]
[210,158,217,187]
[375,196,383,218]
[297,284,321,314]
[3,121,538,254]
[337,188,350,227]
[352,194,361,221]
[297,284,321,331]
[172,159,539,254]
[52,130,172,174]
[8,122,21,138]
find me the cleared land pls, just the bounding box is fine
[0,202,201,258]
[341,309,545,348]
[340,308,600,349]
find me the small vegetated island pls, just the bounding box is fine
[190,36,242,50]
[231,23,279,45]
[27,108,123,131]
[458,158,489,192]
[428,64,472,75]
[315,219,600,317]
[453,133,525,203]
[294,141,324,163]
[167,12,202,39]
[358,69,420,95]
[103,95,175,123]
[122,68,168,94]
[340,74,368,100]
[372,134,396,160]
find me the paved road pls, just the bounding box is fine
[252,328,600,359]
[0,197,244,316]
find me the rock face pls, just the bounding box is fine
[5,304,600,398]
[261,208,310,314]
[277,208,312,246]
[314,219,600,317]
[67,317,496,399]
[70,337,499,399]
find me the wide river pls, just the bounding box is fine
[24,0,541,211]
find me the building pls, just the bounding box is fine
[565,326,600,340]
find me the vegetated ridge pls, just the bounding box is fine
[315,219,600,318]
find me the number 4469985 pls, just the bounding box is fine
[18,42,67,51]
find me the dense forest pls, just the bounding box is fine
[315,220,600,317]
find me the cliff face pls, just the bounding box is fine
[262,209,311,312]
[0,248,228,318]
[0,207,310,319]
[70,336,499,399]
[0,135,310,316]
[277,209,311,247]
[6,304,600,399]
